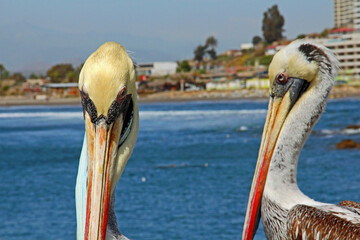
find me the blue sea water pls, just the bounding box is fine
[0,99,359,240]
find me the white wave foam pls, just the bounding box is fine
[139,109,267,120]
[0,112,82,119]
[316,128,360,136]
[342,128,360,135]
[0,109,267,120]
[236,126,248,132]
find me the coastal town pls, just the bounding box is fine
[1,3,360,105]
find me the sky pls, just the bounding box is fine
[0,0,332,74]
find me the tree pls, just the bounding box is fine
[320,29,329,38]
[176,60,191,73]
[2,70,9,80]
[47,64,75,83]
[207,48,217,60]
[9,72,26,82]
[0,64,9,81]
[66,71,78,82]
[259,55,273,66]
[252,36,262,45]
[262,5,285,43]
[205,36,217,49]
[193,36,218,61]
[0,64,4,81]
[205,36,218,60]
[194,45,207,62]
[296,34,306,39]
[29,73,38,79]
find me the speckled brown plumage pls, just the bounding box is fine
[287,205,360,240]
[338,200,360,216]
[339,200,360,210]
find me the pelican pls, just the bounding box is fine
[242,40,360,239]
[75,42,139,240]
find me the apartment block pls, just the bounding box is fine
[334,0,360,29]
[314,33,360,76]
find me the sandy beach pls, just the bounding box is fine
[0,86,359,107]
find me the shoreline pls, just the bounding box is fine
[0,87,359,107]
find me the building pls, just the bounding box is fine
[308,32,360,76]
[44,83,79,97]
[206,79,246,90]
[265,45,287,55]
[245,78,270,89]
[136,62,177,76]
[22,79,48,93]
[334,0,360,29]
[222,49,242,57]
[305,1,360,76]
[328,27,356,38]
[240,43,254,51]
[22,79,46,97]
[324,34,360,76]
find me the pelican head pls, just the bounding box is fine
[242,40,338,240]
[76,42,139,240]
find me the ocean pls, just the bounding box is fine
[0,99,359,240]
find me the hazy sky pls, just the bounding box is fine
[0,0,332,73]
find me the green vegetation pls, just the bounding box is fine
[205,36,217,60]
[66,71,78,82]
[9,73,26,83]
[2,70,9,80]
[0,64,9,80]
[0,64,4,81]
[252,36,262,45]
[262,5,284,43]
[46,63,80,83]
[217,54,231,62]
[296,34,306,39]
[29,73,38,79]
[194,45,207,62]
[199,69,206,74]
[259,55,273,66]
[2,85,10,92]
[320,29,329,38]
[176,60,191,73]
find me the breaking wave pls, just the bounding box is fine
[139,109,267,120]
[314,128,360,136]
[0,109,267,120]
[0,112,82,119]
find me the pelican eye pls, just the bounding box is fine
[116,87,127,103]
[275,73,288,85]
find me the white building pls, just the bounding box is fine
[240,43,254,51]
[136,62,177,76]
[245,78,270,89]
[265,45,287,56]
[206,80,245,90]
[334,0,360,29]
[312,32,360,76]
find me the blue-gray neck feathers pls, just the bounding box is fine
[75,135,87,239]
